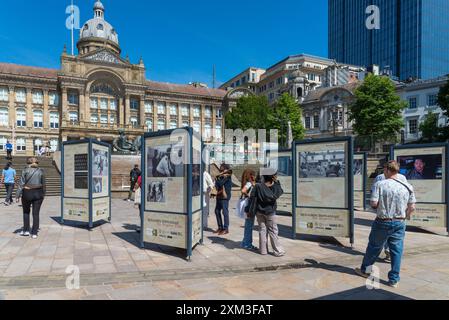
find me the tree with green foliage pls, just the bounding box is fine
[437,77,449,118]
[272,93,305,147]
[225,95,274,131]
[419,112,441,143]
[348,74,407,148]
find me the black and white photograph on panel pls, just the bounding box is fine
[299,150,345,178]
[93,177,103,194]
[147,180,167,203]
[92,149,109,177]
[146,144,184,178]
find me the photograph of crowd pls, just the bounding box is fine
[92,149,109,177]
[299,150,346,178]
[147,144,184,178]
[397,154,443,180]
[147,181,167,203]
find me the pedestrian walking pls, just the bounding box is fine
[127,164,141,201]
[214,164,233,236]
[16,157,46,239]
[6,141,13,160]
[134,173,142,233]
[2,162,16,206]
[371,162,408,262]
[248,169,285,257]
[240,168,257,250]
[202,170,215,230]
[356,161,416,288]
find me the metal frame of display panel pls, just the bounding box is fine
[391,142,449,235]
[61,139,112,229]
[140,128,203,260]
[354,152,368,211]
[292,137,354,245]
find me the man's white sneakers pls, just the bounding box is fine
[19,231,30,237]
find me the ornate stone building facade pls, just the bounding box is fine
[0,1,229,156]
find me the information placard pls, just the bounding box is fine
[293,137,354,244]
[392,143,448,231]
[62,139,111,228]
[353,152,367,210]
[141,128,203,260]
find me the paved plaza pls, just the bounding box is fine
[0,194,449,300]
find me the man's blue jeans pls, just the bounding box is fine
[215,199,230,231]
[241,216,255,248]
[361,220,406,284]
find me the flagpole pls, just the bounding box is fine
[71,0,74,55]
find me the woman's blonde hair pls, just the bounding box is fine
[27,157,39,165]
[241,168,256,188]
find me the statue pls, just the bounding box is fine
[113,129,141,153]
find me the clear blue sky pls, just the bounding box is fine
[0,0,328,87]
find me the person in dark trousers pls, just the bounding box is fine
[127,164,141,201]
[16,157,46,239]
[249,169,285,257]
[214,164,233,236]
[2,162,16,205]
[5,141,13,160]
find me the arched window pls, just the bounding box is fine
[297,87,303,98]
[170,104,178,116]
[32,90,43,104]
[145,101,153,113]
[50,112,59,129]
[215,124,222,140]
[34,139,43,153]
[16,138,26,152]
[0,87,8,101]
[50,139,58,152]
[69,111,78,122]
[130,117,138,127]
[204,123,212,139]
[0,136,7,151]
[33,110,43,128]
[49,92,60,106]
[157,119,165,131]
[145,119,153,132]
[15,88,26,103]
[170,120,177,129]
[0,108,9,126]
[16,109,26,127]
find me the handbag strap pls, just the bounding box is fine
[24,168,39,187]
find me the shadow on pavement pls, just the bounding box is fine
[314,286,413,300]
[112,231,188,260]
[50,216,109,229]
[319,243,365,257]
[122,223,140,232]
[207,236,242,250]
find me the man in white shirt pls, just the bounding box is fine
[356,161,416,288]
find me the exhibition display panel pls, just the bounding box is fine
[293,137,354,244]
[353,152,367,210]
[391,143,449,232]
[140,128,203,260]
[61,139,112,228]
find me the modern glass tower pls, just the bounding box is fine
[329,0,449,80]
